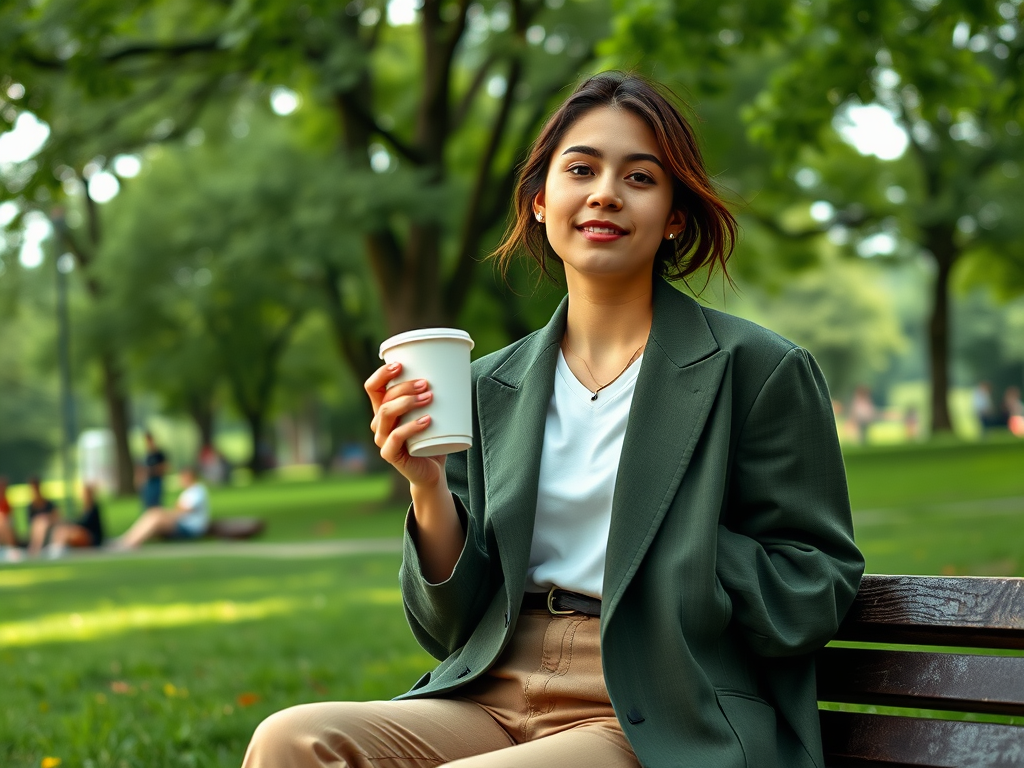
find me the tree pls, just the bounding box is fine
[743,0,1024,433]
[97,119,339,474]
[1,0,610,386]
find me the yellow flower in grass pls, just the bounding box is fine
[163,682,178,697]
[41,758,62,768]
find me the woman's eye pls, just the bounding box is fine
[628,171,655,184]
[568,165,593,176]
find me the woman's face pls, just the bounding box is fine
[535,106,684,284]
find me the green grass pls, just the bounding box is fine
[0,555,434,768]
[1,440,1023,767]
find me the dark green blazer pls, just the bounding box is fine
[397,278,864,768]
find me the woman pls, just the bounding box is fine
[44,484,105,556]
[26,476,59,556]
[245,72,863,768]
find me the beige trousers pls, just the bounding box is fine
[243,609,641,767]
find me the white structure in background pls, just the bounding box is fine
[78,429,116,493]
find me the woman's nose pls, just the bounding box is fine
[587,175,622,209]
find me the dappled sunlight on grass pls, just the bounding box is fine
[352,588,402,606]
[0,597,300,647]
[0,567,77,589]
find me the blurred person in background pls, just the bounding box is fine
[1003,386,1024,437]
[45,484,106,558]
[113,466,210,549]
[26,476,59,555]
[139,430,168,513]
[849,385,877,444]
[972,381,1001,434]
[0,476,22,562]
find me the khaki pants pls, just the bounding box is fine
[243,609,640,767]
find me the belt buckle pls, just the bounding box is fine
[547,585,575,615]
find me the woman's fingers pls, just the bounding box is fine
[371,389,432,442]
[379,414,432,466]
[364,362,403,413]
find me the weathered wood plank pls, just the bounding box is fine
[818,647,1024,716]
[834,575,1024,649]
[820,710,1024,767]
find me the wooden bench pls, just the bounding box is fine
[817,574,1024,767]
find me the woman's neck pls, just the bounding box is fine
[562,276,654,376]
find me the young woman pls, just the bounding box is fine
[244,72,863,768]
[44,483,106,556]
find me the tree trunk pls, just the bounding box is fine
[188,395,215,453]
[925,224,958,435]
[245,410,267,477]
[100,351,135,495]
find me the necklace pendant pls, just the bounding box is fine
[591,392,599,401]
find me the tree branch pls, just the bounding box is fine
[451,50,499,131]
[337,91,425,163]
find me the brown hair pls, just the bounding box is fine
[492,71,736,284]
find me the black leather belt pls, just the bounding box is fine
[522,586,601,617]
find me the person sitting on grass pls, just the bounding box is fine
[113,467,210,549]
[0,476,23,562]
[45,484,106,558]
[26,476,59,556]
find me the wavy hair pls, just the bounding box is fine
[491,72,737,284]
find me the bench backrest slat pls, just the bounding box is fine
[821,711,1024,768]
[820,575,1024,767]
[833,575,1024,650]
[818,647,1024,717]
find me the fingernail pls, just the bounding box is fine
[414,379,427,391]
[388,363,400,371]
[417,416,430,424]
[416,393,430,402]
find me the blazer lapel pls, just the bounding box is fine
[476,299,566,599]
[603,280,729,623]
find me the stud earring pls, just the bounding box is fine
[536,212,545,222]
[668,232,676,239]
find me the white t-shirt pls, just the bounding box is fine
[177,483,210,535]
[525,349,642,599]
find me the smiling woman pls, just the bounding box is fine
[248,72,864,768]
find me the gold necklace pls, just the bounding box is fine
[563,338,645,401]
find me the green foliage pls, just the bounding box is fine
[735,255,908,399]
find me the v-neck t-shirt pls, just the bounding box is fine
[525,349,642,599]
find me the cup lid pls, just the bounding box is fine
[379,327,475,358]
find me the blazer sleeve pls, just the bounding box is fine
[716,346,864,657]
[399,441,498,660]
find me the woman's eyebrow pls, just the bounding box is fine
[561,144,665,170]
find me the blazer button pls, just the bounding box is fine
[626,707,645,725]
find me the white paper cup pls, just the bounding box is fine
[378,328,475,457]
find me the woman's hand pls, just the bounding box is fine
[365,362,446,488]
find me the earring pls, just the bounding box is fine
[668,232,676,239]
[536,212,545,222]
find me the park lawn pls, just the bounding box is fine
[0,554,435,768]
[1,439,1023,767]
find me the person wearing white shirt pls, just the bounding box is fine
[114,466,210,549]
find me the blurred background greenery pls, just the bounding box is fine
[1,0,1022,493]
[2,1,1024,764]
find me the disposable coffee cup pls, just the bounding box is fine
[378,328,475,458]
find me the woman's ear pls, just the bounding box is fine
[664,209,687,240]
[532,191,546,223]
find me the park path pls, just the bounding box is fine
[854,495,1024,526]
[9,495,1023,566]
